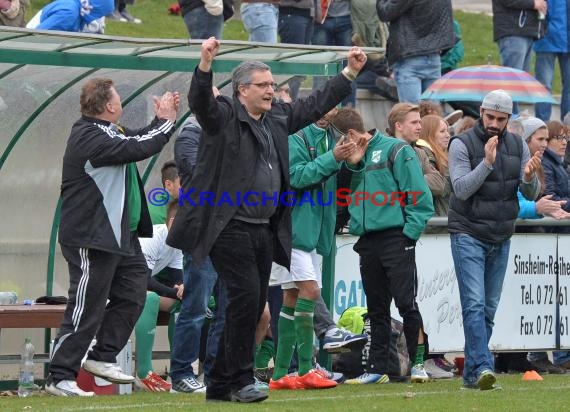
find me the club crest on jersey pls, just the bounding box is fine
[371,150,382,163]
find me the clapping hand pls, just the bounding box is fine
[524,151,542,181]
[484,136,498,167]
[153,91,179,122]
[536,195,570,220]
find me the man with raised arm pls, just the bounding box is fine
[167,37,366,403]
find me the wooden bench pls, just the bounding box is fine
[0,304,172,364]
[0,303,171,329]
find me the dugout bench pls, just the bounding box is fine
[0,304,171,365]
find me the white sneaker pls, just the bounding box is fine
[322,328,368,353]
[410,364,430,383]
[83,359,135,384]
[45,380,95,397]
[424,358,453,379]
[345,372,390,384]
[170,376,207,393]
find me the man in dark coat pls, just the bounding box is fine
[377,0,454,104]
[167,37,367,402]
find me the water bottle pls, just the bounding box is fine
[0,291,17,304]
[18,338,35,397]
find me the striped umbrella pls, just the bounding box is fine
[420,65,557,103]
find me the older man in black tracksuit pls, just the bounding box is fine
[167,37,367,403]
[46,78,178,397]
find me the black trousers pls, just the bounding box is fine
[49,234,147,383]
[207,220,273,396]
[354,228,424,374]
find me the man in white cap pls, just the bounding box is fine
[447,89,542,391]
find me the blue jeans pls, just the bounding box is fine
[498,36,534,72]
[528,351,570,365]
[498,35,534,115]
[311,15,353,48]
[393,54,441,104]
[241,3,278,43]
[450,233,510,385]
[535,52,570,121]
[203,279,227,384]
[553,351,570,365]
[312,15,355,106]
[278,13,313,45]
[278,12,313,100]
[182,6,223,40]
[170,254,226,382]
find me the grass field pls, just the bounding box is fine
[3,374,570,411]
[24,1,561,94]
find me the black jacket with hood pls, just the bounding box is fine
[492,0,542,42]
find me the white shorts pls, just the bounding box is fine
[269,263,289,287]
[271,249,322,290]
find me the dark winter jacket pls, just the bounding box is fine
[492,0,542,42]
[174,116,202,189]
[376,0,454,66]
[167,67,352,267]
[542,148,570,212]
[448,120,525,243]
[59,116,174,255]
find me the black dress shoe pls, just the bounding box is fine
[206,393,231,402]
[206,388,231,402]
[230,383,268,403]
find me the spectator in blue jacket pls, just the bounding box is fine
[533,0,570,122]
[26,0,113,33]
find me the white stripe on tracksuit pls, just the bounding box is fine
[71,248,90,331]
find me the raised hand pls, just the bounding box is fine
[199,37,220,72]
[524,150,542,181]
[346,47,368,75]
[484,135,498,167]
[154,91,178,122]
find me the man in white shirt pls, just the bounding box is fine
[135,202,184,392]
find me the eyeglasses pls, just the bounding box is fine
[552,135,570,142]
[245,82,278,90]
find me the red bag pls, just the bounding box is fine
[168,2,181,15]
